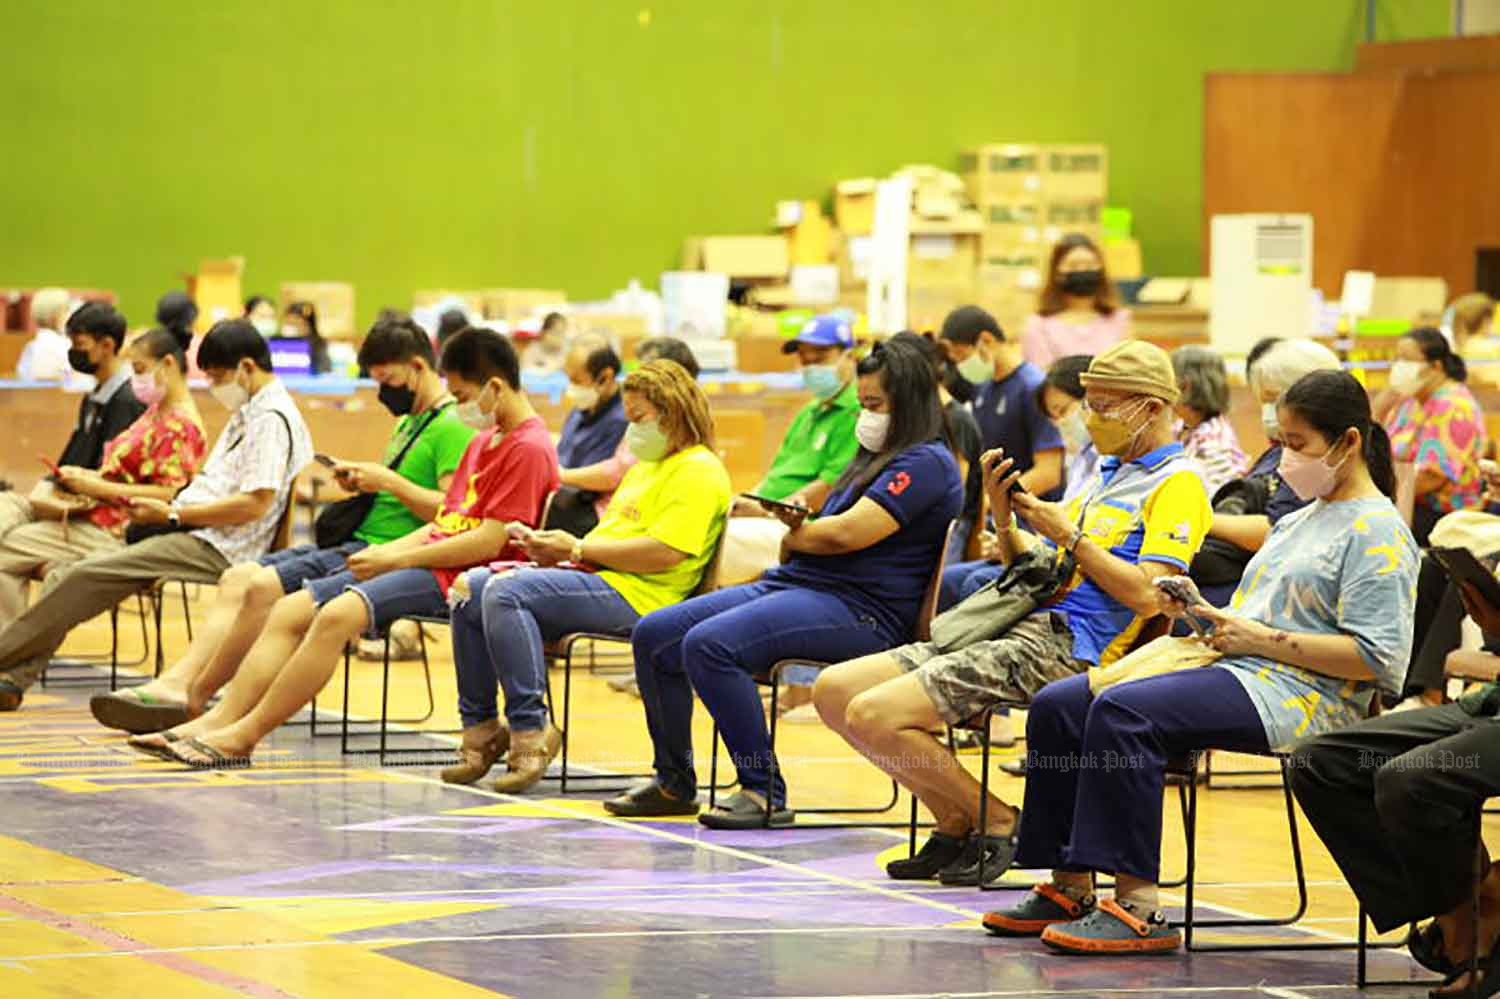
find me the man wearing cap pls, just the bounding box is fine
[812,341,1211,887]
[720,314,861,586]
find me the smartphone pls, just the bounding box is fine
[740,493,808,515]
[37,454,62,477]
[1155,576,1207,607]
[980,451,1026,494]
[313,453,337,468]
[1431,547,1500,610]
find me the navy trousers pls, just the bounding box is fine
[632,580,896,804]
[1015,668,1269,883]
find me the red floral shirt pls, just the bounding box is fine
[89,404,208,531]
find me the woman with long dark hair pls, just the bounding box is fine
[1020,232,1130,369]
[982,369,1417,955]
[279,300,332,375]
[611,338,963,828]
[1383,325,1486,544]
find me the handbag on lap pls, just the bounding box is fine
[928,544,1076,653]
[314,405,446,549]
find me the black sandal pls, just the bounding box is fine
[167,737,252,770]
[1409,921,1460,978]
[126,731,183,762]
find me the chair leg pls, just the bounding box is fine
[764,670,781,828]
[709,723,720,809]
[378,631,393,764]
[559,646,573,795]
[976,707,993,888]
[179,581,193,643]
[108,604,120,691]
[340,645,353,755]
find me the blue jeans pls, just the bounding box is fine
[937,558,1005,611]
[1015,669,1268,883]
[632,581,895,805]
[451,567,638,731]
[302,567,446,634]
[259,541,367,594]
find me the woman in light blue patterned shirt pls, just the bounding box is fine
[983,369,1417,956]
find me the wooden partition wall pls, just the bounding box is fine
[1204,59,1500,295]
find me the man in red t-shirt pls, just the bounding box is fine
[132,328,560,767]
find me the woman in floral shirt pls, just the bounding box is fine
[1384,326,1487,545]
[1172,345,1249,495]
[0,328,206,628]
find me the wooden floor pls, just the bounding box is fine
[0,582,1471,996]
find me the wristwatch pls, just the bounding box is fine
[1064,526,1085,553]
[570,538,586,565]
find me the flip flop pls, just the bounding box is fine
[167,736,252,771]
[90,689,190,734]
[126,731,182,762]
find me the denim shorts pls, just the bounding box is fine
[303,566,447,635]
[259,541,368,595]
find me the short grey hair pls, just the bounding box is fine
[1249,338,1342,398]
[1171,345,1231,418]
[30,288,70,329]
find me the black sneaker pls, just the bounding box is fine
[937,812,1021,886]
[603,781,699,817]
[885,832,968,880]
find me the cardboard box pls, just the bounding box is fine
[979,236,1048,272]
[834,178,878,236]
[1042,200,1104,245]
[1104,238,1144,281]
[906,280,976,333]
[681,237,789,280]
[1042,144,1108,200]
[480,289,566,324]
[569,311,651,341]
[959,144,1044,204]
[779,201,834,266]
[789,265,840,306]
[191,258,245,332]
[279,281,355,339]
[1370,277,1449,321]
[907,233,978,288]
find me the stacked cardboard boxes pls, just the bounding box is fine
[960,142,1108,332]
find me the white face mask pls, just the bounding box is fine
[456,384,497,430]
[1389,359,1427,397]
[957,350,992,386]
[210,368,251,412]
[566,384,600,410]
[251,317,276,338]
[855,409,891,451]
[1059,409,1091,454]
[280,323,304,339]
[1261,401,1281,441]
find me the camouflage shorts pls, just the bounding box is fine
[892,611,1085,726]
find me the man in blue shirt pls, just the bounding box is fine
[551,334,627,535]
[937,306,1065,607]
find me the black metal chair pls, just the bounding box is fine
[334,614,457,765]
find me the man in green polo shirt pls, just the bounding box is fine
[731,314,860,519]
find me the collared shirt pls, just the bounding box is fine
[177,379,313,563]
[1216,497,1418,748]
[557,391,628,470]
[56,365,144,470]
[1047,442,1211,665]
[1386,380,1488,515]
[758,382,862,501]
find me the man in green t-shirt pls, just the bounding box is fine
[90,317,475,734]
[733,314,861,519]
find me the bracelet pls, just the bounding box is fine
[570,538,586,565]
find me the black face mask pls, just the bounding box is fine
[1060,269,1104,296]
[378,382,417,416]
[68,348,99,375]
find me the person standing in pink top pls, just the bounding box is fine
[1020,233,1131,369]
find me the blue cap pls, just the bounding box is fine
[782,314,854,354]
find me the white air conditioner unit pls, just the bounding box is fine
[1209,213,1314,355]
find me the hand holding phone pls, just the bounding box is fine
[507,522,535,542]
[740,493,806,515]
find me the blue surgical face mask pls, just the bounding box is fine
[801,363,843,400]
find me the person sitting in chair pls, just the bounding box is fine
[985,369,1415,955]
[811,341,1210,887]
[126,328,557,765]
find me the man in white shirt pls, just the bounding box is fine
[0,320,312,712]
[16,287,73,383]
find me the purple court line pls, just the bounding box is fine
[0,890,298,998]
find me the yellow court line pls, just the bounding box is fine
[0,834,511,998]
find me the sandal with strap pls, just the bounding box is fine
[167,736,252,771]
[90,688,190,734]
[1408,921,1461,979]
[126,731,183,762]
[1041,898,1181,955]
[983,883,1096,937]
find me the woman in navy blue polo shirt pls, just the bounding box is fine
[610,337,964,829]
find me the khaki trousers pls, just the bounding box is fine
[0,516,122,628]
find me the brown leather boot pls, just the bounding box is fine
[440,718,509,785]
[492,724,562,793]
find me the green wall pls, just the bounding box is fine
[0,0,1449,329]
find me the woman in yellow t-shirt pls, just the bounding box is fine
[441,360,730,793]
